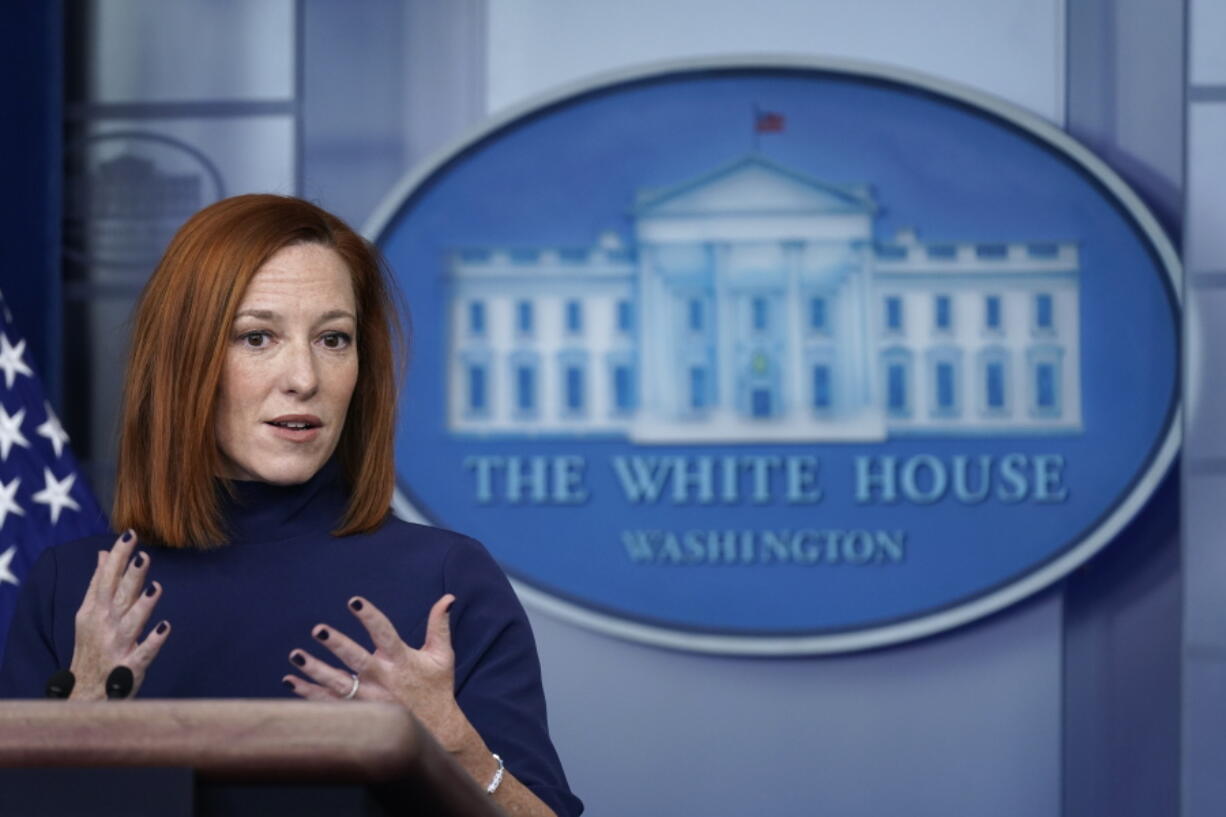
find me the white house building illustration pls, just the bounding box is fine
[446,156,1081,442]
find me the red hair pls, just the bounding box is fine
[113,194,404,548]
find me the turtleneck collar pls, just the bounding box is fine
[218,457,348,545]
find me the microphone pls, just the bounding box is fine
[105,666,134,700]
[44,669,75,699]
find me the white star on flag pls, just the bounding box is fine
[0,545,16,587]
[0,476,24,531]
[0,404,31,461]
[32,468,80,525]
[0,333,33,389]
[36,401,70,459]
[0,296,109,662]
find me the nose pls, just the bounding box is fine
[280,339,319,398]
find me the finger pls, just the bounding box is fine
[311,624,373,676]
[283,675,336,701]
[99,530,138,599]
[120,581,162,640]
[422,594,456,655]
[128,619,171,676]
[113,550,151,612]
[84,550,107,601]
[347,597,403,655]
[288,649,358,698]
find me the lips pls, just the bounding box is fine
[266,414,321,429]
[265,414,323,442]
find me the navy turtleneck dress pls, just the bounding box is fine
[0,461,582,817]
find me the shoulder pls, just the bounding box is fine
[373,518,525,621]
[48,532,116,559]
[364,517,504,577]
[373,516,481,551]
[29,532,116,584]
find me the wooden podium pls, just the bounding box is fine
[0,700,506,816]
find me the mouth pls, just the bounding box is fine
[265,415,323,441]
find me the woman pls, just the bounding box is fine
[0,195,581,817]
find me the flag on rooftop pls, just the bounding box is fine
[754,110,785,133]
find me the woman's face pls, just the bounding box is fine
[215,242,359,484]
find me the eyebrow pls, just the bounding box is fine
[234,309,356,322]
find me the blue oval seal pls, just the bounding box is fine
[369,57,1181,655]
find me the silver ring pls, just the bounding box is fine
[342,674,360,700]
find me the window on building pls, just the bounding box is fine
[688,298,704,332]
[985,295,1002,331]
[887,363,907,414]
[565,299,583,334]
[613,364,634,412]
[516,300,534,335]
[935,362,956,410]
[1026,347,1062,417]
[926,347,963,417]
[1035,293,1054,330]
[689,366,708,410]
[751,388,772,418]
[467,365,486,413]
[809,296,828,332]
[468,301,485,336]
[564,364,584,412]
[812,364,832,410]
[515,364,535,413]
[884,296,903,331]
[882,348,913,416]
[752,296,768,331]
[1036,363,1056,409]
[934,295,952,331]
[985,361,1005,410]
[616,299,633,332]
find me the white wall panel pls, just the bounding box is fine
[1187,104,1226,271]
[1185,288,1226,458]
[1183,473,1226,646]
[89,0,294,102]
[487,0,1065,124]
[1191,0,1226,85]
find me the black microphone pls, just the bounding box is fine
[105,666,134,700]
[44,669,75,699]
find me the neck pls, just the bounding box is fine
[218,458,347,544]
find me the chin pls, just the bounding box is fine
[222,448,331,485]
[256,459,328,485]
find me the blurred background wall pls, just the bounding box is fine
[5,1,1222,814]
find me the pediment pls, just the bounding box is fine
[635,156,875,217]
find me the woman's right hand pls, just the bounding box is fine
[67,530,170,700]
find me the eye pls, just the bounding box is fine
[240,331,271,348]
[320,331,352,350]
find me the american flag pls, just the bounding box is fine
[754,110,785,133]
[0,288,108,660]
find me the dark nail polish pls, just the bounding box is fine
[144,584,156,597]
[349,599,364,611]
[282,679,294,690]
[291,653,306,667]
[121,530,133,543]
[314,628,329,641]
[156,621,168,635]
[445,598,455,613]
[133,553,145,568]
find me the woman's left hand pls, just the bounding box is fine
[286,594,560,816]
[283,593,478,753]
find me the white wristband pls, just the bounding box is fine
[486,753,505,795]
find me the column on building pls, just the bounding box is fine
[714,241,734,419]
[784,240,805,420]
